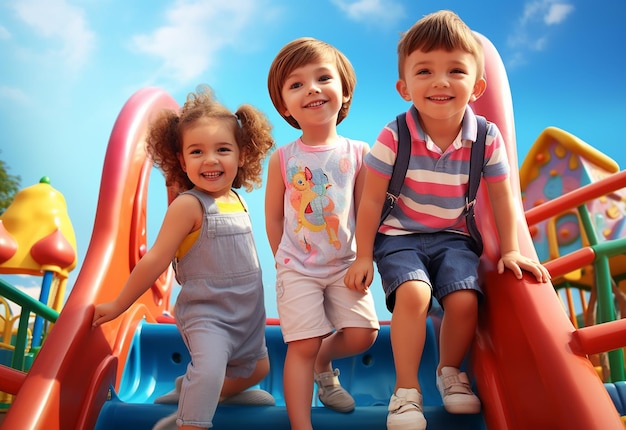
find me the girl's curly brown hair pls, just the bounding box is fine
[146,85,275,193]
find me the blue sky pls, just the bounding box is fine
[1,0,625,320]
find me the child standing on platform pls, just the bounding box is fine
[266,37,380,430]
[92,85,276,430]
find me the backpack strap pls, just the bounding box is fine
[379,111,489,256]
[465,115,487,255]
[380,112,411,225]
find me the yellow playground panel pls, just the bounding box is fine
[0,177,76,407]
[520,127,626,382]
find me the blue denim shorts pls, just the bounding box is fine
[374,231,482,312]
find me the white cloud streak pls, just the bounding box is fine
[9,0,95,70]
[331,0,404,26]
[131,0,273,84]
[506,0,574,68]
[544,3,575,25]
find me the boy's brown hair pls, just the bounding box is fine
[267,37,356,129]
[398,10,484,80]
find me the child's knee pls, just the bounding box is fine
[343,327,378,351]
[394,280,431,313]
[441,290,478,316]
[256,356,271,379]
[288,337,323,359]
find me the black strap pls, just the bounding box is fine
[465,115,487,255]
[379,112,411,225]
[379,111,488,256]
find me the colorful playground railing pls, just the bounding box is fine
[526,169,626,383]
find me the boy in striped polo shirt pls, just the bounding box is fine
[344,10,550,430]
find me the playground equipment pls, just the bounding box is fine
[0,177,76,409]
[0,33,624,429]
[520,127,626,383]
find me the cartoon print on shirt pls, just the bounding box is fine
[287,162,341,251]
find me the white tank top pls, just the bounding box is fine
[275,137,366,278]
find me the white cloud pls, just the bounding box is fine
[331,0,404,26]
[0,25,11,40]
[544,3,574,25]
[131,0,274,84]
[521,1,542,25]
[506,0,574,68]
[9,0,95,70]
[520,0,575,26]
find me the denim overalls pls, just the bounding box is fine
[172,188,267,428]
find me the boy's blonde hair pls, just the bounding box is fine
[267,37,356,129]
[398,10,484,80]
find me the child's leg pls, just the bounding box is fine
[179,424,204,430]
[436,289,481,414]
[284,336,322,430]
[169,357,270,430]
[169,333,228,430]
[437,290,478,373]
[385,280,430,430]
[314,327,378,374]
[391,280,431,392]
[155,357,272,406]
[313,327,378,412]
[312,272,379,412]
[220,356,271,399]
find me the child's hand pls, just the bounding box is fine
[344,257,374,292]
[92,301,124,327]
[497,251,551,283]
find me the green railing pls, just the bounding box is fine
[0,278,59,371]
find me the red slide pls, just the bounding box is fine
[0,34,624,429]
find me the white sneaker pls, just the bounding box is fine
[436,367,481,414]
[386,388,426,430]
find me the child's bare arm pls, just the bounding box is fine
[486,179,551,283]
[264,152,285,257]
[345,169,389,291]
[92,195,201,327]
[353,145,370,216]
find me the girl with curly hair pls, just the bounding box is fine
[93,85,276,430]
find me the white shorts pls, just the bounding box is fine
[275,266,380,343]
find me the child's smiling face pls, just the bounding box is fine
[280,61,349,131]
[178,117,242,199]
[396,48,486,127]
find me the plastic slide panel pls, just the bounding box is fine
[95,320,487,430]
